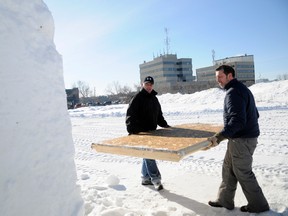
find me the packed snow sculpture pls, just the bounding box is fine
[0,1,84,215]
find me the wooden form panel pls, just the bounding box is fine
[91,124,222,162]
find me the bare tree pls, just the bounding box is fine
[121,85,132,94]
[105,81,135,95]
[277,74,288,80]
[105,81,122,95]
[72,81,91,98]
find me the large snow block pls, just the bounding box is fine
[91,123,222,162]
[0,1,83,215]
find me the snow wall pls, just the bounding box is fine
[0,1,84,215]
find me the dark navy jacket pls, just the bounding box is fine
[126,88,168,134]
[221,79,260,138]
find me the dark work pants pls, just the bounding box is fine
[217,138,269,212]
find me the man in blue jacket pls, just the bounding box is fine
[207,65,269,213]
[126,76,170,191]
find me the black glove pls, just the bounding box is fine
[163,124,171,128]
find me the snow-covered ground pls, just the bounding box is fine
[1,1,287,215]
[70,80,288,216]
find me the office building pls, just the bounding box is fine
[196,54,255,86]
[139,54,194,94]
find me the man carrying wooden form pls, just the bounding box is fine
[125,76,170,191]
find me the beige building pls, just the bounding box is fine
[139,54,194,94]
[196,54,255,86]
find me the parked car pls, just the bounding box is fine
[74,103,82,109]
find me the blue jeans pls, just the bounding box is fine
[141,159,161,184]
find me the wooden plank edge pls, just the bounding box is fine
[177,140,211,160]
[91,140,212,162]
[91,143,181,162]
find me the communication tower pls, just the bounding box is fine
[164,28,170,55]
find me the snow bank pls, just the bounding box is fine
[69,80,288,119]
[250,80,288,108]
[0,1,83,215]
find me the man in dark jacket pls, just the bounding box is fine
[126,76,169,190]
[207,65,269,213]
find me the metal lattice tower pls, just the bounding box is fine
[212,49,215,65]
[164,28,170,55]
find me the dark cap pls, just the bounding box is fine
[143,76,154,84]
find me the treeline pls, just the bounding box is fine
[72,81,140,105]
[72,74,288,106]
[277,73,288,81]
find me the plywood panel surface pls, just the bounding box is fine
[91,123,222,162]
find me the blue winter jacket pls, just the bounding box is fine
[221,79,260,138]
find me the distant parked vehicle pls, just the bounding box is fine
[74,103,82,109]
[67,102,74,109]
[102,101,112,106]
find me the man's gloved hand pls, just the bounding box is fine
[204,132,226,150]
[163,124,171,128]
[207,136,218,147]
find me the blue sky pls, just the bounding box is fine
[45,0,288,95]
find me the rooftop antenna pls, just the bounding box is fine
[164,28,170,55]
[212,49,215,65]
